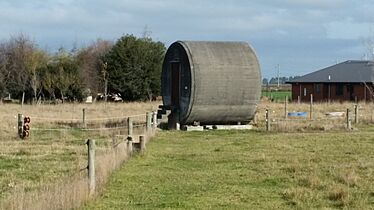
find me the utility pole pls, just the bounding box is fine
[277,64,280,88]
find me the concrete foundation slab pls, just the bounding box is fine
[183,125,204,131]
[184,124,253,131]
[213,125,253,130]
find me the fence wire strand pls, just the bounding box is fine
[30,113,147,122]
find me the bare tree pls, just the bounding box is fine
[47,48,80,103]
[0,34,49,103]
[29,50,48,103]
[77,39,113,96]
[0,43,9,97]
[362,32,374,60]
[4,34,33,102]
[362,35,374,100]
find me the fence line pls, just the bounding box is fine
[133,123,147,128]
[261,101,374,132]
[82,125,130,131]
[31,117,81,121]
[32,128,77,131]
[266,115,349,125]
[3,110,158,210]
[32,124,147,132]
[271,117,345,122]
[86,114,146,121]
[30,113,146,122]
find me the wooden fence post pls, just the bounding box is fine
[127,117,133,137]
[354,104,359,124]
[139,135,145,154]
[87,139,95,196]
[152,111,157,130]
[21,92,25,107]
[146,112,152,133]
[127,137,133,156]
[284,96,288,119]
[18,113,24,138]
[297,96,301,104]
[346,109,352,130]
[82,108,86,128]
[266,109,271,131]
[310,94,313,120]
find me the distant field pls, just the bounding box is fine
[83,129,374,209]
[262,91,291,101]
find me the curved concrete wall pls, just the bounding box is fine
[162,41,261,125]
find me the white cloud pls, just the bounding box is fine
[326,19,373,39]
[0,0,372,76]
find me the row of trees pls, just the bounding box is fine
[262,76,301,85]
[0,34,166,103]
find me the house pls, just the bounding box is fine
[287,60,374,102]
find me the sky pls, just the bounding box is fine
[1,0,374,79]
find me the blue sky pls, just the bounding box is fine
[1,0,374,79]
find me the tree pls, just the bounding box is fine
[265,76,300,84]
[0,34,50,103]
[0,33,164,103]
[28,50,48,103]
[103,35,165,101]
[77,39,113,96]
[0,34,41,102]
[363,34,374,60]
[40,48,84,102]
[0,43,9,97]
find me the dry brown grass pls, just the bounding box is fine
[0,142,134,210]
[338,170,360,187]
[298,174,323,190]
[282,187,317,206]
[328,185,350,206]
[256,99,374,132]
[2,175,89,210]
[0,101,160,210]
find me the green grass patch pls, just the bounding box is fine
[262,91,291,101]
[83,130,374,209]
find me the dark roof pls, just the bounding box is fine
[288,60,374,83]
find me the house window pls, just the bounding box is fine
[315,84,321,93]
[304,88,307,96]
[336,84,344,96]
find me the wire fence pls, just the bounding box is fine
[25,112,148,134]
[258,100,374,132]
[29,113,146,122]
[2,109,158,210]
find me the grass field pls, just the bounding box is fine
[83,129,374,209]
[0,102,159,209]
[1,100,374,209]
[262,91,291,101]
